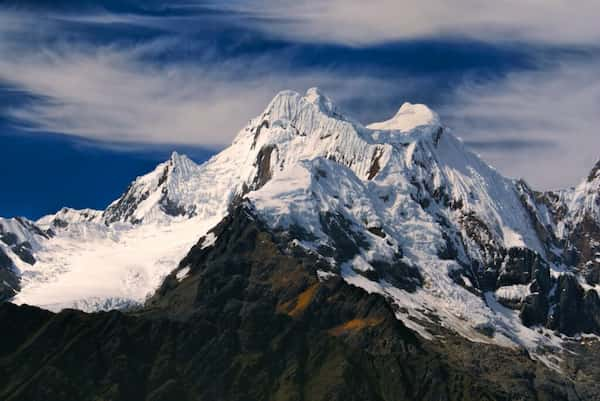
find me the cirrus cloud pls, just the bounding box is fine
[202,0,600,46]
[1,6,600,191]
[442,58,600,189]
[0,15,402,148]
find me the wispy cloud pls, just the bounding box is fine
[0,13,397,147]
[3,55,258,147]
[443,59,600,189]
[1,7,600,190]
[204,0,600,46]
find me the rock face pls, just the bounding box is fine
[0,217,52,302]
[0,207,582,401]
[0,248,19,302]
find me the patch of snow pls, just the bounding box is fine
[201,232,217,249]
[176,266,191,282]
[341,260,386,295]
[484,292,563,370]
[317,270,336,281]
[495,284,531,301]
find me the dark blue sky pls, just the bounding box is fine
[0,129,212,218]
[1,1,600,218]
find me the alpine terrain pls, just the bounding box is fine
[2,88,600,400]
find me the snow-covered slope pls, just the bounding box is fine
[2,88,600,365]
[8,152,232,311]
[102,152,207,225]
[13,214,222,312]
[0,216,53,301]
[366,102,440,132]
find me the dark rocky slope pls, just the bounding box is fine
[0,247,20,302]
[0,206,586,401]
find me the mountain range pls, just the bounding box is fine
[1,88,600,400]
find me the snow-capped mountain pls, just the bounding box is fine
[2,88,600,364]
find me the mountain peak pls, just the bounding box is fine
[101,152,204,225]
[304,86,326,100]
[304,87,338,115]
[168,151,196,174]
[263,87,347,124]
[169,150,182,162]
[367,102,440,133]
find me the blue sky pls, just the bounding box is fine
[1,0,600,218]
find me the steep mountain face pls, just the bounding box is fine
[516,168,600,335]
[543,160,600,283]
[2,87,600,369]
[102,152,207,225]
[0,217,53,301]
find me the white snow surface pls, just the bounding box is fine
[367,102,440,132]
[176,266,191,282]
[1,88,571,362]
[495,284,531,302]
[13,215,222,312]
